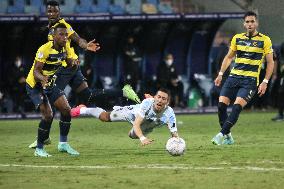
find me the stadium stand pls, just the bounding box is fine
[7,0,25,14]
[158,0,173,14]
[109,0,126,15]
[91,0,110,14]
[75,0,92,13]
[0,0,8,14]
[125,0,142,14]
[60,0,76,14]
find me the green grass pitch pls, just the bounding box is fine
[0,112,284,189]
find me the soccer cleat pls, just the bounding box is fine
[211,134,223,145]
[58,143,79,156]
[271,114,284,121]
[222,134,234,145]
[70,104,86,118]
[34,148,52,157]
[122,84,141,104]
[28,137,52,149]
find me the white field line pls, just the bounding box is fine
[0,164,284,172]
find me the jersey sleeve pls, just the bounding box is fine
[61,19,75,38]
[264,36,273,55]
[166,109,177,133]
[34,45,48,63]
[229,34,237,51]
[137,99,152,118]
[66,41,78,59]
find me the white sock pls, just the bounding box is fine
[217,132,224,137]
[80,107,106,118]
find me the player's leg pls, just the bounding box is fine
[52,88,79,156]
[34,101,53,157]
[221,79,257,144]
[212,77,235,145]
[25,84,53,156]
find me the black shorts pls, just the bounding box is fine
[220,76,257,102]
[26,84,65,110]
[55,66,87,91]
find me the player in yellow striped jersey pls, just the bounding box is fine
[211,11,274,145]
[28,1,138,149]
[26,23,80,157]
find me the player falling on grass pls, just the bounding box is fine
[211,11,274,145]
[29,0,139,148]
[26,24,80,157]
[71,88,179,146]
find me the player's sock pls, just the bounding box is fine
[218,102,228,128]
[37,119,52,149]
[80,107,106,118]
[59,115,71,142]
[221,104,242,135]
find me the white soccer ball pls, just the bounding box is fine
[166,137,186,156]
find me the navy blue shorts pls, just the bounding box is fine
[220,76,257,102]
[26,84,65,110]
[55,66,87,91]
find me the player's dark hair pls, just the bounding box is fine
[157,88,171,101]
[243,11,257,20]
[54,23,67,31]
[46,0,59,8]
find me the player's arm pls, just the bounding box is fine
[33,61,48,88]
[214,49,236,86]
[258,52,274,96]
[69,32,100,52]
[133,114,154,146]
[168,113,178,138]
[65,43,80,68]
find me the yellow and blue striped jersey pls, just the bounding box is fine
[230,32,273,85]
[26,41,78,88]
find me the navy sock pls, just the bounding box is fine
[218,102,228,128]
[37,119,52,148]
[59,115,71,142]
[221,104,242,135]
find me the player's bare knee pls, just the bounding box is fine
[99,112,111,122]
[61,106,71,117]
[43,112,53,122]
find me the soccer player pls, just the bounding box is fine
[211,11,274,145]
[71,89,179,146]
[28,0,139,148]
[26,23,80,157]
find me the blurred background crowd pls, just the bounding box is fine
[0,0,284,116]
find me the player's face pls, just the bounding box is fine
[53,28,68,47]
[47,5,60,23]
[153,91,169,112]
[243,16,258,34]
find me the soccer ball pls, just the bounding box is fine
[166,137,186,156]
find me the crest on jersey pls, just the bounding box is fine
[38,52,44,58]
[253,42,258,47]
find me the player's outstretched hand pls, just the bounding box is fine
[258,82,267,96]
[140,137,154,146]
[86,39,100,52]
[214,75,222,86]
